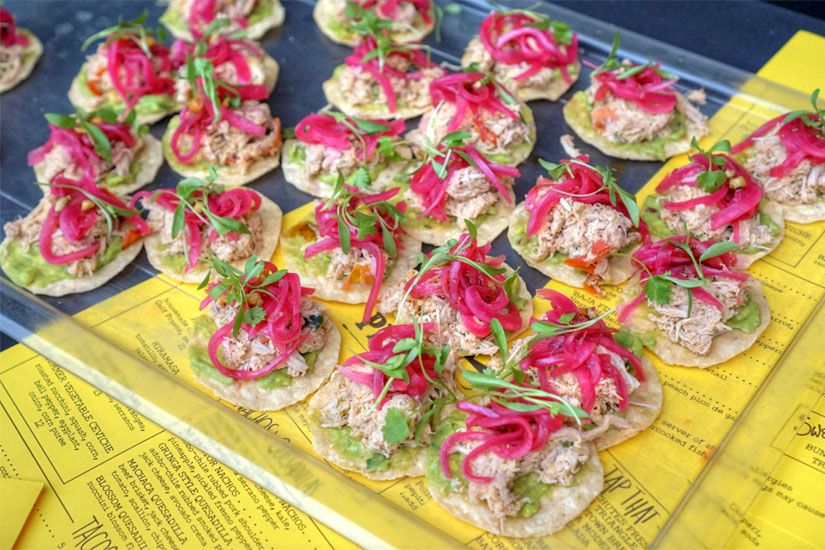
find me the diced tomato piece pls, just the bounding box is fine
[87,79,103,96]
[342,264,374,290]
[121,229,143,249]
[591,106,618,132]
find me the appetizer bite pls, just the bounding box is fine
[378,227,532,357]
[509,156,643,294]
[461,9,579,102]
[309,322,454,479]
[427,371,601,537]
[642,139,784,268]
[161,0,285,41]
[190,257,340,410]
[733,89,825,224]
[163,56,282,185]
[408,72,536,167]
[29,108,162,195]
[509,289,662,450]
[0,7,43,93]
[0,174,149,296]
[281,180,421,323]
[564,35,708,161]
[133,168,282,283]
[617,237,770,368]
[392,132,519,245]
[282,111,408,197]
[69,13,177,124]
[314,0,434,47]
[322,34,446,120]
[169,29,279,107]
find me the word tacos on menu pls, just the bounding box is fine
[617,236,771,368]
[461,9,580,102]
[389,132,520,245]
[162,51,282,185]
[69,13,178,125]
[0,7,43,93]
[309,322,454,480]
[509,156,644,294]
[323,33,446,120]
[506,289,662,450]
[281,180,421,324]
[314,0,435,47]
[160,0,285,41]
[641,138,784,269]
[564,34,709,161]
[132,167,282,283]
[0,173,150,296]
[378,226,533,357]
[733,88,825,224]
[408,71,536,167]
[189,256,341,411]
[281,111,409,198]
[169,25,280,106]
[28,108,163,196]
[426,367,601,537]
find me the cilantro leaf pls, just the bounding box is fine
[643,275,672,305]
[381,408,410,444]
[698,241,739,262]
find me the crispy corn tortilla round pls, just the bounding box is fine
[508,202,638,287]
[34,134,163,196]
[281,138,406,198]
[161,0,285,41]
[308,371,426,480]
[283,229,422,304]
[0,29,42,93]
[427,442,603,538]
[322,67,434,121]
[161,115,281,186]
[142,193,282,284]
[190,305,340,411]
[403,189,516,247]
[617,275,771,368]
[592,356,662,450]
[772,197,825,224]
[0,200,144,296]
[313,0,434,47]
[460,37,579,102]
[563,90,710,161]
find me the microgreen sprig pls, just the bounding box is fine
[184,54,243,127]
[41,182,140,237]
[325,171,406,257]
[501,8,573,45]
[170,165,250,241]
[322,110,391,159]
[625,239,739,314]
[82,11,167,56]
[462,62,519,107]
[44,106,143,163]
[782,88,824,138]
[593,32,676,81]
[538,157,640,227]
[690,137,734,193]
[198,254,286,336]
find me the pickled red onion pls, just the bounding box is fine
[732,113,825,178]
[656,153,762,237]
[0,8,30,47]
[479,12,578,84]
[429,73,518,134]
[294,113,404,161]
[593,65,677,113]
[404,233,522,339]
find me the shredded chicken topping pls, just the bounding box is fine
[743,131,825,205]
[419,102,532,157]
[455,427,589,520]
[337,55,444,110]
[659,186,774,249]
[649,277,745,355]
[196,102,281,173]
[531,198,639,274]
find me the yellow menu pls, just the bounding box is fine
[2,31,824,550]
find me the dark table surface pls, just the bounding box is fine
[2,0,824,351]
